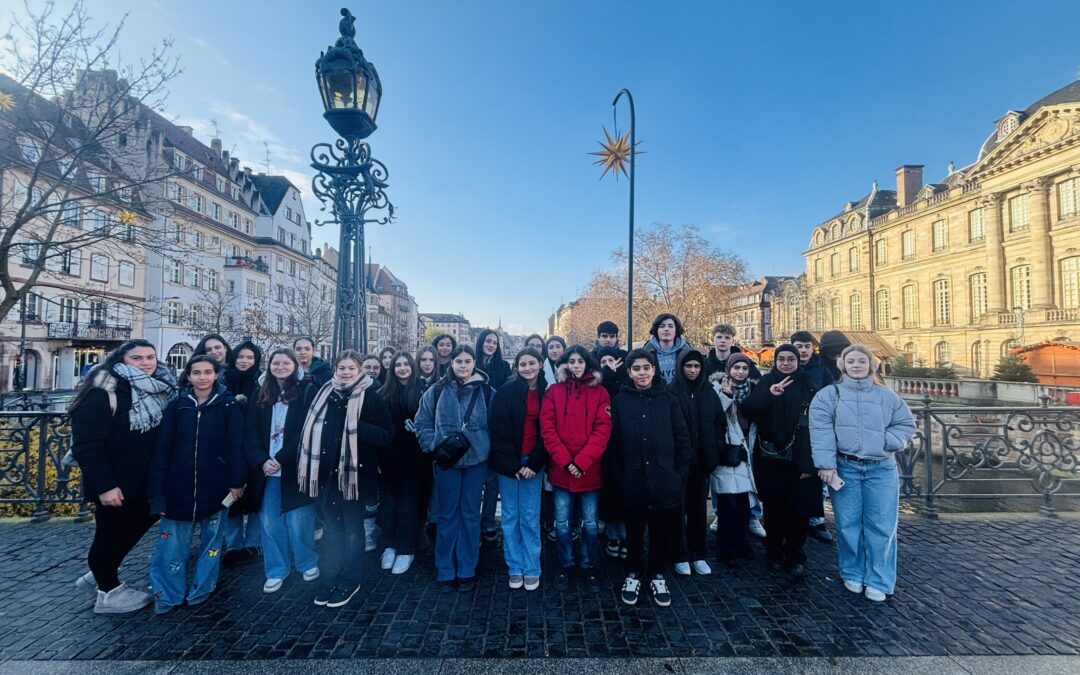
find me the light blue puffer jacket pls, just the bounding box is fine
[809,376,916,470]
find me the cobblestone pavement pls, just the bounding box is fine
[0,516,1078,662]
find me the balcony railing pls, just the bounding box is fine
[1046,308,1079,322]
[46,322,132,341]
[224,256,269,273]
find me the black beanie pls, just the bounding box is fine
[597,320,620,335]
[597,346,620,361]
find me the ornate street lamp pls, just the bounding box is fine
[311,8,393,354]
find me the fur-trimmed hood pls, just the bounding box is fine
[556,362,602,386]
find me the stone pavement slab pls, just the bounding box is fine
[0,517,1078,662]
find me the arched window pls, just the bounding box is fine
[1001,339,1020,357]
[903,342,917,357]
[167,343,192,371]
[971,341,985,378]
[934,341,951,367]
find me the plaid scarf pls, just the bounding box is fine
[297,373,370,500]
[732,379,751,405]
[106,363,177,432]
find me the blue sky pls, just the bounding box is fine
[11,1,1080,335]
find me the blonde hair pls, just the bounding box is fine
[838,344,882,384]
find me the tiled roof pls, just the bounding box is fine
[249,175,294,214]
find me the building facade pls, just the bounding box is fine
[365,263,419,352]
[717,276,794,348]
[419,313,471,348]
[784,79,1080,377]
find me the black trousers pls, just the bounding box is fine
[319,482,367,588]
[379,467,432,555]
[676,474,709,562]
[714,492,751,560]
[87,498,158,593]
[762,494,809,565]
[625,506,681,580]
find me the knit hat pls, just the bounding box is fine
[680,349,705,367]
[819,330,852,354]
[597,320,620,335]
[725,352,753,373]
[597,346,621,361]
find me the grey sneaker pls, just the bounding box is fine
[75,571,97,595]
[93,583,151,614]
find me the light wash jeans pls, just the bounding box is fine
[258,477,318,580]
[831,455,900,594]
[433,462,486,581]
[150,509,228,609]
[498,471,543,577]
[223,513,261,551]
[553,488,599,570]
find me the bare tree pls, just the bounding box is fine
[0,0,182,324]
[185,284,279,349]
[573,223,750,347]
[283,273,334,349]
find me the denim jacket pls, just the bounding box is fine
[808,376,916,470]
[415,371,494,468]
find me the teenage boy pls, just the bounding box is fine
[704,324,761,380]
[644,313,692,385]
[789,330,835,544]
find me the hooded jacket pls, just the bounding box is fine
[809,376,916,469]
[607,377,692,510]
[539,363,612,492]
[818,330,852,382]
[644,336,693,385]
[668,350,725,475]
[488,376,551,477]
[224,341,263,404]
[478,355,512,391]
[304,356,333,388]
[148,382,246,521]
[415,370,495,468]
[243,380,317,514]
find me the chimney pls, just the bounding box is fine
[178,125,194,136]
[211,138,222,157]
[895,165,924,208]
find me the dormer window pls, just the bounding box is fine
[997,114,1020,141]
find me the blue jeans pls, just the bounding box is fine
[258,477,318,580]
[223,513,261,551]
[831,455,900,594]
[553,487,599,570]
[498,471,543,577]
[150,509,228,609]
[433,462,486,581]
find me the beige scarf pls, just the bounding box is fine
[297,373,370,499]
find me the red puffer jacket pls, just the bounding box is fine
[540,364,612,492]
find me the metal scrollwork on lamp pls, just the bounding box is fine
[311,7,394,353]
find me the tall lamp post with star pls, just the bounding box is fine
[311,8,394,354]
[590,89,641,344]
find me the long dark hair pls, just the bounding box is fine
[416,345,438,383]
[431,333,456,353]
[258,348,303,407]
[474,328,503,367]
[224,340,262,395]
[436,344,477,385]
[68,339,157,413]
[379,351,423,416]
[193,333,233,365]
[544,335,567,364]
[524,333,546,359]
[511,347,548,401]
[556,344,600,376]
[649,313,685,339]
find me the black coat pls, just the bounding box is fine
[488,377,550,477]
[148,386,246,521]
[70,379,162,504]
[379,386,429,481]
[607,380,692,511]
[304,357,333,387]
[704,346,761,380]
[479,356,512,390]
[314,382,394,499]
[244,381,317,514]
[669,358,726,476]
[802,354,835,391]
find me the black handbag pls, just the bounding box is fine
[757,435,795,462]
[433,387,483,469]
[718,442,744,468]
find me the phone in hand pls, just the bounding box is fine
[404,418,417,433]
[222,492,237,508]
[827,473,845,491]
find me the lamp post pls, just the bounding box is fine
[612,89,636,345]
[311,7,394,354]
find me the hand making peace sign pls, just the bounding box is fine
[769,376,793,396]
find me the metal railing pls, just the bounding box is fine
[0,410,90,522]
[898,394,1079,517]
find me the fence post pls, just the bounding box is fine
[31,416,50,523]
[920,393,938,519]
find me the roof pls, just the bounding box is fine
[249,174,294,214]
[1013,340,1080,354]
[822,188,897,225]
[806,331,902,359]
[420,313,469,323]
[1024,79,1080,114]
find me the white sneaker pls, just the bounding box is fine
[94,583,151,614]
[748,519,767,538]
[673,562,691,576]
[844,580,864,594]
[263,578,285,593]
[708,519,718,533]
[391,555,413,575]
[75,571,97,595]
[524,576,540,591]
[650,575,672,607]
[380,548,396,570]
[865,587,887,602]
[620,574,641,605]
[509,575,524,589]
[691,560,712,575]
[303,567,320,582]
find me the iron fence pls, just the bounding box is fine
[0,410,90,522]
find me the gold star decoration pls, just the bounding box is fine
[117,209,138,225]
[588,126,641,180]
[0,91,16,112]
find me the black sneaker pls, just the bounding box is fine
[438,579,455,594]
[809,524,834,543]
[619,546,628,559]
[605,539,621,558]
[620,574,640,605]
[326,583,361,608]
[553,571,570,591]
[584,571,601,593]
[650,575,671,607]
[456,577,475,593]
[482,528,499,544]
[313,584,335,606]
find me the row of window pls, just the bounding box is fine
[167,182,254,234]
[19,244,136,286]
[22,293,133,327]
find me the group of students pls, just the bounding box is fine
[69,314,915,615]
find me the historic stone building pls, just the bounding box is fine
[717,276,794,348]
[778,79,1080,377]
[419,313,471,349]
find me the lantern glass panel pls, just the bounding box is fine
[355,72,368,113]
[325,71,355,109]
[365,87,379,119]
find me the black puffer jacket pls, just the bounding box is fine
[379,385,429,481]
[607,379,692,511]
[244,381,317,514]
[668,351,725,475]
[488,376,550,477]
[147,384,246,521]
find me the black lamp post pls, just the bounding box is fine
[311,7,393,354]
